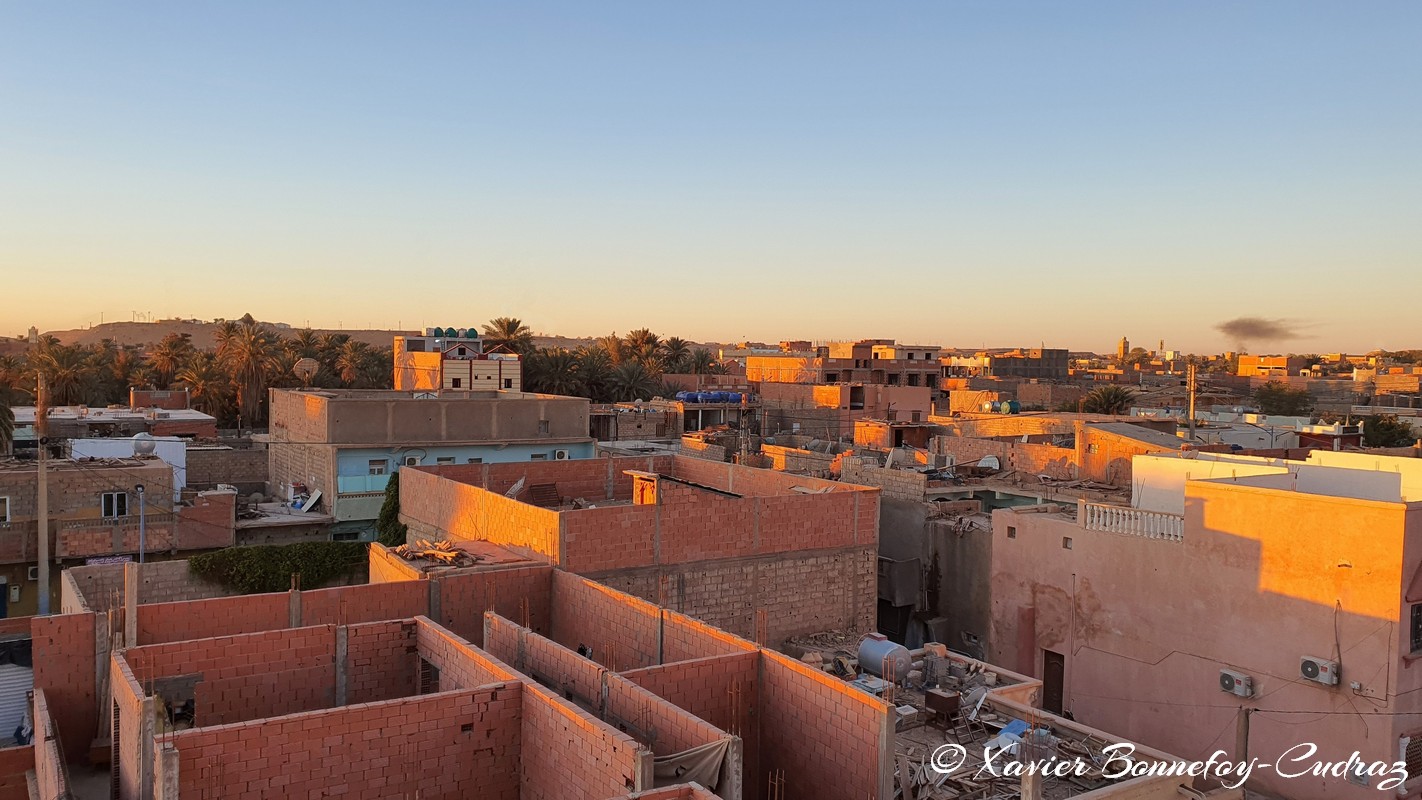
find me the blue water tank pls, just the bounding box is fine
[727,392,742,404]
[675,391,690,402]
[1007,400,1021,414]
[989,401,1001,413]
[858,633,912,682]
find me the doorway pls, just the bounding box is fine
[1042,649,1066,714]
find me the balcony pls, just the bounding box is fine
[1079,501,1184,542]
[337,473,392,495]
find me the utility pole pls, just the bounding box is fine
[1186,363,1198,443]
[36,373,50,616]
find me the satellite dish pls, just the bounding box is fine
[978,455,1001,471]
[294,357,320,386]
[133,432,157,456]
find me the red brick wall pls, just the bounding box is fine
[367,543,423,583]
[170,685,523,800]
[561,505,658,572]
[550,572,661,671]
[622,652,760,789]
[414,617,522,689]
[603,669,725,758]
[434,565,553,645]
[30,690,65,800]
[136,592,289,644]
[521,682,646,799]
[175,491,236,550]
[485,613,603,711]
[302,579,427,627]
[345,619,418,704]
[0,745,32,800]
[399,467,562,560]
[31,613,96,763]
[758,651,889,800]
[659,612,757,663]
[194,662,336,727]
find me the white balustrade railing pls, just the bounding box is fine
[1079,501,1184,542]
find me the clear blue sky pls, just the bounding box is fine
[2,2,1417,353]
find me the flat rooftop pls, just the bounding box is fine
[276,388,581,402]
[11,405,215,423]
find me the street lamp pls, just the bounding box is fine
[134,484,146,564]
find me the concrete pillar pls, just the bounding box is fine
[334,626,348,706]
[722,736,744,800]
[123,562,140,648]
[140,696,155,800]
[427,577,442,623]
[288,588,302,628]
[154,741,180,800]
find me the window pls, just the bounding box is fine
[1062,536,1073,550]
[1405,733,1422,785]
[368,459,388,476]
[436,457,455,465]
[451,378,462,388]
[530,453,547,461]
[1007,526,1017,539]
[332,531,361,542]
[0,497,8,523]
[466,457,483,464]
[824,372,839,382]
[1411,604,1422,653]
[907,353,915,360]
[456,347,467,356]
[538,420,550,434]
[102,492,129,518]
[503,379,513,389]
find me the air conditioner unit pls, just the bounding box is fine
[403,456,421,467]
[1219,668,1254,697]
[26,566,39,582]
[1300,656,1340,686]
[554,449,570,460]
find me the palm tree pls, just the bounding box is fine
[481,318,533,354]
[219,320,276,426]
[175,352,233,419]
[525,348,583,396]
[0,355,30,405]
[146,332,194,389]
[288,328,320,359]
[335,340,373,387]
[1081,385,1137,415]
[687,349,719,375]
[623,328,661,367]
[596,333,628,366]
[30,344,101,406]
[574,345,614,402]
[609,361,659,402]
[660,337,692,373]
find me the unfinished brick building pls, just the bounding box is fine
[395,455,879,648]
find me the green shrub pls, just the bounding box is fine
[189,541,366,594]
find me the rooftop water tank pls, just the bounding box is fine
[858,633,911,683]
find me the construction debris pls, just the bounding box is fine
[391,539,480,568]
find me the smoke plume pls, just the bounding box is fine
[1215,317,1301,352]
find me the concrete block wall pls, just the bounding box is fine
[31,613,97,763]
[113,655,148,800]
[679,439,728,462]
[840,457,927,501]
[550,571,661,671]
[184,446,268,492]
[345,619,418,704]
[127,560,237,607]
[930,435,1077,479]
[62,564,119,612]
[169,685,523,800]
[174,491,237,550]
[758,650,892,800]
[759,443,834,475]
[593,548,877,648]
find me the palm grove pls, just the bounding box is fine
[0,316,726,441]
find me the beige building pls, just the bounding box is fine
[267,388,595,537]
[392,329,522,392]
